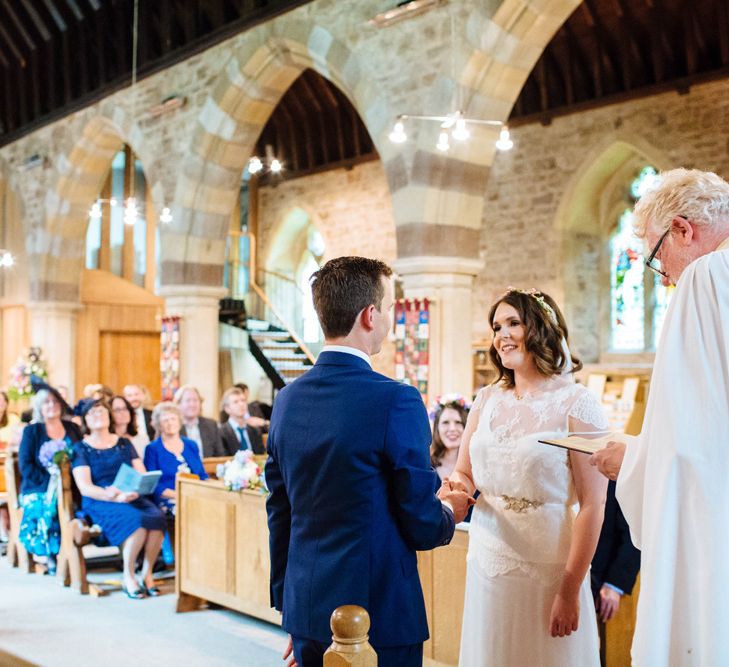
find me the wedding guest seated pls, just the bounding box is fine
[144,402,207,566]
[143,402,208,514]
[123,384,153,451]
[109,395,147,458]
[219,382,271,430]
[430,396,469,481]
[174,385,224,458]
[219,387,265,456]
[71,399,166,599]
[18,381,82,574]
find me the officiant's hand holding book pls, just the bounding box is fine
[587,435,637,480]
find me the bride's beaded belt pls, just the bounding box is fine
[500,495,544,513]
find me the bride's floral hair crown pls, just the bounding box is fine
[505,287,558,325]
[428,393,471,420]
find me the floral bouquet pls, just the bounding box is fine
[217,449,266,493]
[39,439,74,474]
[428,393,472,421]
[8,347,49,401]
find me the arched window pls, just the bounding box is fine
[609,167,671,351]
[85,145,156,290]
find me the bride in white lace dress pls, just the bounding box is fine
[445,290,608,666]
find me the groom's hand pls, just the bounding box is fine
[438,486,475,523]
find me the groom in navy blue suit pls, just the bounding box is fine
[266,256,473,667]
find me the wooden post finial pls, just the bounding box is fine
[324,605,377,666]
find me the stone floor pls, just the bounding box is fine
[0,557,288,667]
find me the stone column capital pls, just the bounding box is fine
[159,285,228,310]
[393,256,484,287]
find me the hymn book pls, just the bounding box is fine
[538,433,622,455]
[112,463,162,495]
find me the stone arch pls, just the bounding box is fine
[160,19,380,288]
[32,112,168,302]
[554,137,672,362]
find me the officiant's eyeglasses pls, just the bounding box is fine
[644,228,671,278]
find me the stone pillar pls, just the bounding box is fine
[28,301,82,397]
[394,257,483,400]
[160,286,227,419]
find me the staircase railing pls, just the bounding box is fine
[248,281,316,364]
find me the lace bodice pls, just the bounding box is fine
[467,379,608,582]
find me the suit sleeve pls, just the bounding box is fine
[265,423,291,611]
[210,422,225,457]
[384,383,455,551]
[604,493,641,595]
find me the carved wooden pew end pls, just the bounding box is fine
[324,605,377,667]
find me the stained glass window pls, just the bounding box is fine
[609,166,671,352]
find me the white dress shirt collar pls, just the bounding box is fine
[321,345,372,368]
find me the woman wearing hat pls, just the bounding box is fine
[18,381,82,573]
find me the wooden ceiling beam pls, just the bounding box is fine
[684,3,698,75]
[0,18,26,66]
[19,1,52,43]
[63,0,84,22]
[42,0,67,31]
[718,2,729,66]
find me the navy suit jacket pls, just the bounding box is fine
[266,351,455,647]
[591,480,641,599]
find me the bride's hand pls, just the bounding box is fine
[549,593,579,637]
[440,477,470,494]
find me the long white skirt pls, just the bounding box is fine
[459,557,600,667]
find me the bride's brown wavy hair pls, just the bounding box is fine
[488,290,582,389]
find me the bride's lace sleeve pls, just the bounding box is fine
[568,386,609,431]
[471,385,491,412]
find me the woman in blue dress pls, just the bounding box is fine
[18,383,82,573]
[71,399,166,599]
[144,402,207,564]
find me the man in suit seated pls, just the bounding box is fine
[123,384,154,444]
[174,384,224,459]
[591,480,641,665]
[219,387,265,456]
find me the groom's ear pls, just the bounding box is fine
[358,304,376,332]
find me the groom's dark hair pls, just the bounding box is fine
[311,256,393,338]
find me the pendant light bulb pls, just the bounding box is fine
[495,126,514,151]
[248,156,263,174]
[389,121,407,144]
[436,131,450,152]
[124,197,138,226]
[270,158,282,173]
[452,118,470,141]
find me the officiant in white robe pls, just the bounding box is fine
[590,168,729,667]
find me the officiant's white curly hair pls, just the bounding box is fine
[633,168,729,238]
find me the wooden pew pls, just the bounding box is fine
[55,461,112,596]
[4,451,32,572]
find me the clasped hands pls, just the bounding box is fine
[437,478,475,523]
[104,486,139,503]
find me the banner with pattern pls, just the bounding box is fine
[160,316,181,401]
[394,298,430,401]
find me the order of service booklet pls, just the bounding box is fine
[112,463,162,495]
[538,432,622,455]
